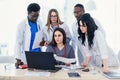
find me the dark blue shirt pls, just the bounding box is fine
[29,21,41,52]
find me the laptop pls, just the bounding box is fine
[25,51,61,71]
[103,70,120,79]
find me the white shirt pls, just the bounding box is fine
[77,30,119,67]
[71,18,106,46]
[43,23,72,42]
[14,18,43,63]
[71,18,106,66]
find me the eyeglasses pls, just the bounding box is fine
[50,15,57,18]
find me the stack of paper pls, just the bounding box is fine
[54,54,76,64]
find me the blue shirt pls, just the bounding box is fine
[29,21,41,52]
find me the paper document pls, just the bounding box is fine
[60,65,81,70]
[54,54,76,64]
[25,71,50,77]
[32,31,43,49]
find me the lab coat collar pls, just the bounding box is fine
[24,18,41,31]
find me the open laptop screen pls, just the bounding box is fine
[25,51,56,70]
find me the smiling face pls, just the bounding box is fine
[79,21,87,33]
[54,30,63,44]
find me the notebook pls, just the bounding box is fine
[25,51,60,71]
[103,70,120,79]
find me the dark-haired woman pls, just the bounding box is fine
[46,28,75,65]
[77,13,119,72]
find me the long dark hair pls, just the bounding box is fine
[50,27,66,47]
[78,13,98,49]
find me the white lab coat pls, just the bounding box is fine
[77,30,119,67]
[14,18,43,64]
[71,18,106,66]
[43,23,72,42]
[71,18,105,47]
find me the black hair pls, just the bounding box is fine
[27,3,40,13]
[74,3,84,10]
[78,13,98,49]
[50,28,66,47]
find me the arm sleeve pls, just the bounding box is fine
[63,23,72,40]
[77,38,92,57]
[95,30,108,59]
[46,45,54,53]
[80,44,92,57]
[70,23,78,51]
[68,46,75,58]
[42,27,49,41]
[41,28,47,41]
[94,18,106,37]
[64,24,72,44]
[14,21,25,59]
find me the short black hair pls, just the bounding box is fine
[74,3,84,9]
[27,3,40,13]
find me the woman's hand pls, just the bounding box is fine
[102,59,109,72]
[65,63,70,66]
[44,41,49,46]
[102,66,109,73]
[15,58,24,68]
[81,62,88,67]
[81,56,91,67]
[39,40,46,46]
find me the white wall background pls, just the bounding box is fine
[0,0,120,56]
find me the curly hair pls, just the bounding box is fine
[27,3,40,13]
[74,3,84,10]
